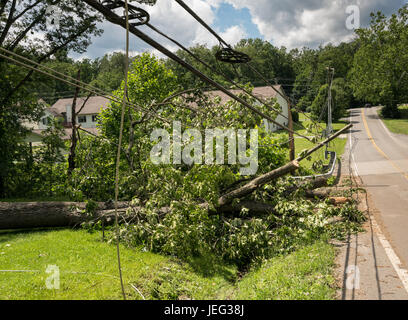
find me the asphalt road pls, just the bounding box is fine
[347,106,408,298]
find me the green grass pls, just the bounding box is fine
[0,229,337,300]
[294,113,348,136]
[232,241,336,300]
[289,113,348,173]
[295,137,347,172]
[379,105,408,135]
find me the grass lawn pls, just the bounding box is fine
[379,105,408,135]
[289,112,348,173]
[295,137,347,172]
[0,229,337,300]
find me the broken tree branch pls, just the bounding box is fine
[217,161,300,207]
[296,124,352,162]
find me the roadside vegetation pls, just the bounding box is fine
[2,1,406,300]
[0,229,337,300]
[379,105,408,135]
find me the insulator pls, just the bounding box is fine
[132,0,157,6]
[100,0,150,26]
[215,48,251,64]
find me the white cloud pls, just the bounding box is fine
[76,0,224,59]
[73,0,405,59]
[223,0,406,48]
[220,25,247,45]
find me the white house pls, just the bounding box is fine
[206,85,290,132]
[24,86,289,144]
[50,96,110,131]
[25,96,111,143]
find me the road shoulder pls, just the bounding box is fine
[334,128,408,300]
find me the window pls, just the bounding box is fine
[92,115,99,122]
[78,115,87,123]
[42,117,49,125]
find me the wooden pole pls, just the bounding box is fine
[288,101,295,161]
[68,69,81,176]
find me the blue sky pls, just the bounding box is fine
[213,3,262,39]
[71,0,407,60]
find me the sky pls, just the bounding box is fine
[71,0,407,60]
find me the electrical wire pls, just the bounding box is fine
[84,0,316,141]
[173,0,324,133]
[145,22,307,131]
[113,0,130,301]
[0,48,157,117]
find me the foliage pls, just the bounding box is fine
[90,52,129,93]
[4,119,67,198]
[165,39,295,92]
[310,79,349,122]
[292,43,359,111]
[350,4,408,118]
[114,179,364,270]
[0,0,102,197]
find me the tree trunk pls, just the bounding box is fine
[217,160,299,207]
[0,202,131,229]
[214,201,276,217]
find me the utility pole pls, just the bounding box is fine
[326,67,335,137]
[288,100,295,161]
[68,69,81,177]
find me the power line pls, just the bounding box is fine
[145,22,307,131]
[83,0,313,141]
[173,0,323,134]
[0,48,153,116]
[112,0,129,301]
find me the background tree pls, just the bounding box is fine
[350,5,408,118]
[0,0,102,197]
[164,39,296,92]
[310,79,348,123]
[292,42,358,112]
[90,52,129,93]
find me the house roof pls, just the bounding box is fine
[206,85,285,104]
[46,107,62,117]
[51,96,111,115]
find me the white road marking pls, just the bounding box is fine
[371,219,408,293]
[349,109,408,294]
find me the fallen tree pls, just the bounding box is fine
[0,124,353,229]
[217,161,300,207]
[0,202,130,229]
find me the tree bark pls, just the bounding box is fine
[214,201,276,217]
[0,201,131,229]
[217,160,299,207]
[0,200,277,229]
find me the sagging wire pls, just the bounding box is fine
[112,0,131,300]
[145,22,307,133]
[0,47,172,122]
[173,0,324,135]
